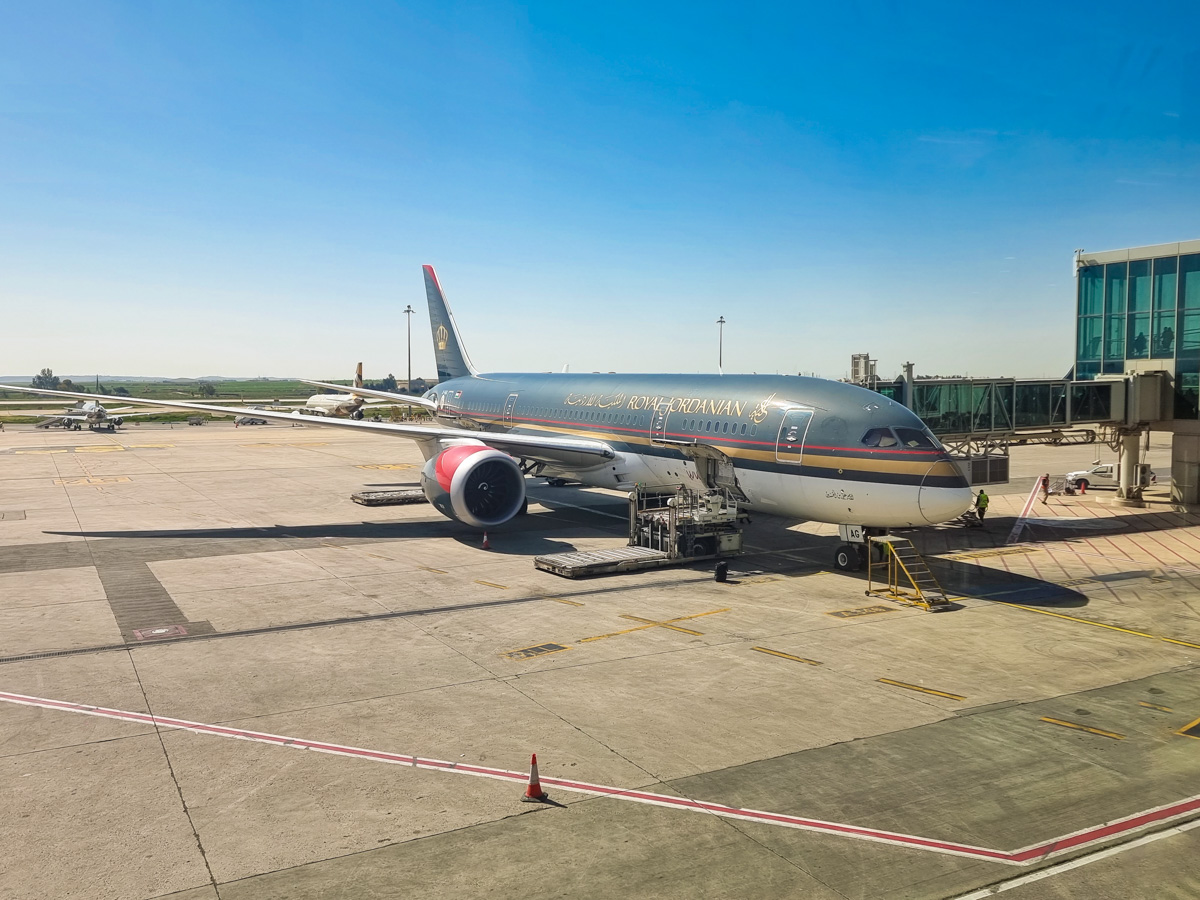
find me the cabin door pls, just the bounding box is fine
[503,392,519,426]
[650,401,670,442]
[775,408,814,465]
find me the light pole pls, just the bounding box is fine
[403,304,415,389]
[716,316,726,374]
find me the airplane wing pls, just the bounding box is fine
[0,384,615,468]
[300,380,437,409]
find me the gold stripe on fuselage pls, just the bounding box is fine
[471,419,955,478]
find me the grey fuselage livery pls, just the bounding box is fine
[420,370,972,528]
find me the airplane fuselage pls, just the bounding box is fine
[303,393,364,417]
[422,372,971,528]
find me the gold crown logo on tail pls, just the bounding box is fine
[436,325,449,351]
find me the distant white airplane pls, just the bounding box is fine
[296,363,431,419]
[37,399,156,431]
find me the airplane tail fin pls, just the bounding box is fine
[354,362,363,389]
[423,265,477,381]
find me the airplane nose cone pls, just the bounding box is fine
[918,463,973,525]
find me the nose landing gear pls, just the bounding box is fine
[832,525,887,571]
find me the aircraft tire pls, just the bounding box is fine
[833,544,857,571]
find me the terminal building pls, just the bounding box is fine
[1075,240,1200,505]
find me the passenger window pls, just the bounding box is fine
[893,427,938,449]
[722,422,729,433]
[862,427,899,448]
[740,423,747,435]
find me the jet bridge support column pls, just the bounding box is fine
[1115,430,1144,506]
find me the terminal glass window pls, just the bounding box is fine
[1182,254,1200,309]
[1077,316,1102,361]
[1103,315,1125,363]
[1103,263,1126,362]
[1153,256,1178,358]
[1180,310,1200,355]
[1078,265,1104,316]
[1127,260,1151,359]
[1104,262,1127,316]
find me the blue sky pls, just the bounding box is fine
[3,1,1199,381]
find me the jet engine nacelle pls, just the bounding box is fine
[111,417,124,427]
[421,444,525,528]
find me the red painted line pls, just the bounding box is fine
[5,690,1200,865]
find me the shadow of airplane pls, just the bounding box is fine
[43,507,617,558]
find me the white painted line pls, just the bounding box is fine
[948,817,1200,899]
[1006,479,1044,544]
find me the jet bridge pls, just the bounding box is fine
[878,372,1167,496]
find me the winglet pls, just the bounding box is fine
[423,265,477,381]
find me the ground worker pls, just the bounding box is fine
[1040,473,1050,504]
[975,488,990,521]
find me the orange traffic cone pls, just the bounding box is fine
[1079,481,1086,494]
[521,753,547,802]
[482,531,491,550]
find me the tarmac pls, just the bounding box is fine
[1,424,1198,899]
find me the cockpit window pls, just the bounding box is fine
[861,427,898,448]
[893,427,938,449]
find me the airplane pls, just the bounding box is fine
[282,363,428,419]
[1,266,973,569]
[35,399,157,431]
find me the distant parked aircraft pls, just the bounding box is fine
[36,400,156,431]
[297,363,429,419]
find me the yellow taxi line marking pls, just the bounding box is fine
[364,553,392,561]
[752,646,821,666]
[1040,717,1125,740]
[1161,637,1200,649]
[1176,717,1200,739]
[546,597,584,607]
[1138,701,1173,712]
[877,679,966,701]
[474,580,509,590]
[418,566,447,575]
[619,614,703,635]
[579,608,730,644]
[993,602,1200,649]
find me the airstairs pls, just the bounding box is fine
[865,536,955,611]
